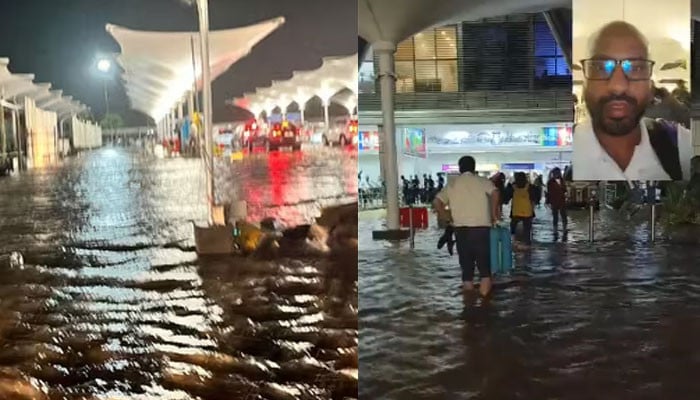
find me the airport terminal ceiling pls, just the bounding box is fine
[359,0,571,44]
[361,0,700,45]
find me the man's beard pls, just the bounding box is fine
[585,93,645,137]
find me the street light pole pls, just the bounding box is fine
[196,0,215,225]
[103,78,110,115]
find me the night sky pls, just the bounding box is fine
[0,0,356,125]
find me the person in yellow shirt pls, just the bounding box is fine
[505,172,540,247]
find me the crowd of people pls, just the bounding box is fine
[432,156,571,298]
[400,173,446,205]
[489,167,569,244]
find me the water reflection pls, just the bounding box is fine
[359,208,700,399]
[0,147,357,399]
[218,147,358,227]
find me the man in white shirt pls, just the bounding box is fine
[572,21,692,181]
[433,156,501,297]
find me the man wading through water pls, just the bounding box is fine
[433,156,501,297]
[572,21,692,181]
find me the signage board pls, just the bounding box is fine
[403,127,427,158]
[501,163,535,170]
[359,131,379,151]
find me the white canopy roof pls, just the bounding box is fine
[233,53,357,115]
[359,0,570,44]
[106,16,285,122]
[0,57,88,117]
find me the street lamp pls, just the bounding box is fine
[97,59,111,73]
[96,57,112,116]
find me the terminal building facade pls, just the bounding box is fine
[358,12,573,182]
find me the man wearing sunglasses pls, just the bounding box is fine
[572,21,692,181]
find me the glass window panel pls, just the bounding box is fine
[415,61,439,92]
[534,57,548,78]
[414,30,436,59]
[534,22,557,57]
[363,46,374,61]
[359,61,375,93]
[395,61,415,93]
[555,42,564,57]
[435,26,457,59]
[556,56,570,75]
[437,60,458,92]
[395,39,414,61]
[415,61,437,80]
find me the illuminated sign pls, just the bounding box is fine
[359,131,379,151]
[541,126,573,147]
[403,127,427,158]
[442,163,499,172]
[502,163,535,170]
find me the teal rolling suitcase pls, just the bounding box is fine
[489,226,513,274]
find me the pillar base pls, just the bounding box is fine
[372,229,410,241]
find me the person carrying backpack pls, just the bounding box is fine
[506,172,538,247]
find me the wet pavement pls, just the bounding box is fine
[0,146,357,399]
[359,206,700,399]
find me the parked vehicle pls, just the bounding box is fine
[268,120,301,151]
[323,118,358,147]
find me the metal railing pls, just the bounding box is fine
[358,89,573,112]
[359,186,386,210]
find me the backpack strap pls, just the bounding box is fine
[645,118,682,180]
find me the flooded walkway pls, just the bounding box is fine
[359,207,700,399]
[0,147,357,399]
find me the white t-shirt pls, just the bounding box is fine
[572,118,692,181]
[436,172,496,227]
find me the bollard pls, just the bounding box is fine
[647,182,657,243]
[588,202,594,242]
[588,192,596,243]
[408,204,415,249]
[650,202,656,243]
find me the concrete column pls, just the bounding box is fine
[294,96,308,125]
[375,41,400,231]
[165,112,170,138]
[322,99,330,132]
[170,110,175,136]
[167,111,171,139]
[177,102,184,121]
[345,99,357,117]
[12,109,21,171]
[187,91,195,117]
[1,103,5,156]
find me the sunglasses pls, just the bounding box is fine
[580,59,655,81]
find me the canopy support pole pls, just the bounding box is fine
[375,41,400,232]
[197,0,215,226]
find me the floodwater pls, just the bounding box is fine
[0,146,357,400]
[359,207,700,399]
